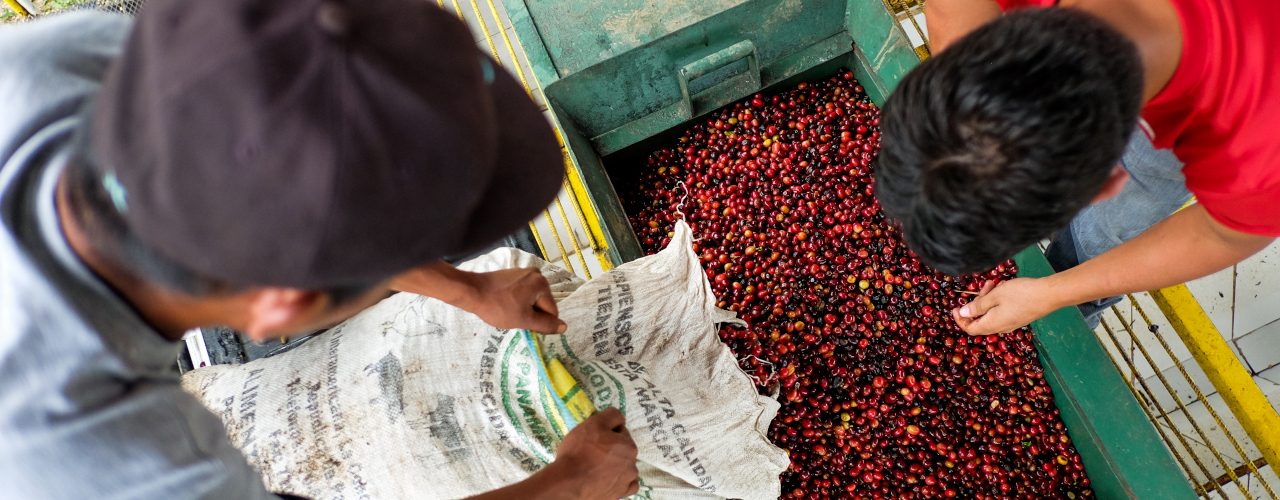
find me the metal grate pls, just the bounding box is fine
[88,0,143,16]
[1,0,143,22]
[1098,295,1279,499]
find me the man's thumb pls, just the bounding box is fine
[528,309,568,334]
[958,296,993,319]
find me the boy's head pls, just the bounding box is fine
[875,8,1143,275]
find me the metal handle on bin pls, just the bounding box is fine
[676,40,760,119]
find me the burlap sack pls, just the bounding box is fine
[181,221,788,499]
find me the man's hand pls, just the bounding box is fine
[951,205,1273,336]
[462,268,567,333]
[391,263,566,333]
[952,279,1060,335]
[467,408,639,500]
[550,408,640,499]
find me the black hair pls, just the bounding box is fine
[62,157,375,304]
[875,8,1143,275]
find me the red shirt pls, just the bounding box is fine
[993,0,1280,235]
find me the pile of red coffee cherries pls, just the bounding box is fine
[624,71,1091,498]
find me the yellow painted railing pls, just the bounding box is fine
[2,0,30,17]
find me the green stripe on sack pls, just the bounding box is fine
[499,333,555,463]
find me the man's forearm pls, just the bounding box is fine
[467,462,579,500]
[924,0,1003,52]
[388,262,480,309]
[1043,205,1272,308]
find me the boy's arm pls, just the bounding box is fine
[954,204,1273,335]
[924,0,1003,52]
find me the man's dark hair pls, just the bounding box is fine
[875,8,1144,275]
[62,156,375,304]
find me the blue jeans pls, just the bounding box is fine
[1044,131,1192,328]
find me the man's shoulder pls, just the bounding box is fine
[0,246,273,499]
[0,10,132,70]
[0,11,131,165]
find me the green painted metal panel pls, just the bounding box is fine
[503,0,560,89]
[503,1,1194,495]
[536,0,849,154]
[845,0,921,98]
[1016,247,1196,499]
[523,0,748,78]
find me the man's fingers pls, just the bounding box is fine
[962,314,1005,336]
[979,280,996,296]
[591,407,627,431]
[602,431,638,462]
[951,308,973,330]
[533,290,559,317]
[532,293,564,332]
[524,308,567,335]
[521,274,563,333]
[957,288,998,319]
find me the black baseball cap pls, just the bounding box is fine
[87,0,564,288]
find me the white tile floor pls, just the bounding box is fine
[1221,464,1280,500]
[1236,320,1280,376]
[897,11,929,49]
[1233,244,1280,337]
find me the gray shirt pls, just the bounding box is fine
[0,11,273,499]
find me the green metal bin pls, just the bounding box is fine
[503,0,1194,497]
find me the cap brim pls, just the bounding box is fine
[454,58,565,257]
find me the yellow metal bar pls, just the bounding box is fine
[1150,284,1280,476]
[462,0,588,275]
[529,222,550,262]
[2,0,30,17]
[466,0,501,61]
[540,207,576,275]
[553,190,592,279]
[559,148,616,271]
[485,0,532,90]
[882,0,930,60]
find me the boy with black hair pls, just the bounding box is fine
[876,0,1278,334]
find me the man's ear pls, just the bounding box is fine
[241,288,326,341]
[1090,165,1130,204]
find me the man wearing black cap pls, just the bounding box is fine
[0,0,638,498]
